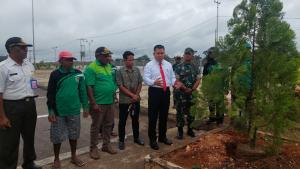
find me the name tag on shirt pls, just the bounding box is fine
[9,73,18,76]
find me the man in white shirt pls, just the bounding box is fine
[143,44,181,150]
[0,37,41,169]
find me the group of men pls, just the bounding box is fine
[0,37,205,169]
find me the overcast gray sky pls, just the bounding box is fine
[0,0,299,62]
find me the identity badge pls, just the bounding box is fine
[31,79,38,89]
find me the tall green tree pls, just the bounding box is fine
[212,0,299,152]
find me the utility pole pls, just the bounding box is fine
[78,38,86,62]
[32,0,36,64]
[78,38,87,66]
[87,40,93,61]
[214,0,221,46]
[52,46,58,62]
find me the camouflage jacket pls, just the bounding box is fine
[175,62,201,89]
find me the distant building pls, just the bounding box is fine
[0,56,8,62]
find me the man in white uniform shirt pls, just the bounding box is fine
[143,44,181,150]
[0,37,41,169]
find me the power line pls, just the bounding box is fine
[127,17,215,52]
[34,9,197,54]
[85,9,195,39]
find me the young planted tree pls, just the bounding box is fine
[198,0,300,153]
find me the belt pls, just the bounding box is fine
[149,86,170,90]
[3,95,38,102]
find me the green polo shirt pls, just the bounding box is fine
[84,60,117,104]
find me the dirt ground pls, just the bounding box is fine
[162,129,300,169]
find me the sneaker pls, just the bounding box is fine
[102,145,117,154]
[89,148,100,160]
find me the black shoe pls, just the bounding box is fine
[119,141,125,150]
[176,127,183,140]
[158,138,173,145]
[187,129,195,137]
[22,162,42,169]
[216,117,224,125]
[134,138,145,146]
[150,141,159,150]
[206,117,216,125]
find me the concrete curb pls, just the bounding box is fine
[17,133,133,169]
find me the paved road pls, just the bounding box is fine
[18,88,176,165]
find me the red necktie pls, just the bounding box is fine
[159,63,167,92]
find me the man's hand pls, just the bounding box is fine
[83,110,89,118]
[48,114,57,123]
[174,81,183,89]
[154,78,164,87]
[184,88,193,94]
[0,115,11,129]
[92,103,100,113]
[131,94,140,102]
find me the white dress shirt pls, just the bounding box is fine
[143,59,176,87]
[0,57,35,100]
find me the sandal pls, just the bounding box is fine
[71,158,86,167]
[51,160,61,169]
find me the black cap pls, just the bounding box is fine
[5,37,32,53]
[184,47,197,55]
[95,47,113,55]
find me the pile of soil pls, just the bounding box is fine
[162,130,300,169]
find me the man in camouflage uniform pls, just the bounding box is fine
[174,48,201,139]
[202,47,227,125]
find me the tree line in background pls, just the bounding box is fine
[33,54,202,69]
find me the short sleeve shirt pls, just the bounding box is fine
[116,66,142,104]
[84,60,116,104]
[0,57,35,100]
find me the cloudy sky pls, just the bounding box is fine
[0,0,299,62]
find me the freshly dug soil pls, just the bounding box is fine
[162,130,300,169]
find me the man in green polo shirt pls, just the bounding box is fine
[85,47,117,159]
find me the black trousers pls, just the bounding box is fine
[0,99,37,169]
[118,102,140,142]
[148,87,170,142]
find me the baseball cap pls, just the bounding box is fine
[95,47,113,55]
[58,50,77,60]
[184,47,197,55]
[5,37,32,53]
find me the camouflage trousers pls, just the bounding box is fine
[176,100,194,128]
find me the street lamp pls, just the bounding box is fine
[52,46,58,62]
[32,0,36,64]
[214,0,221,46]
